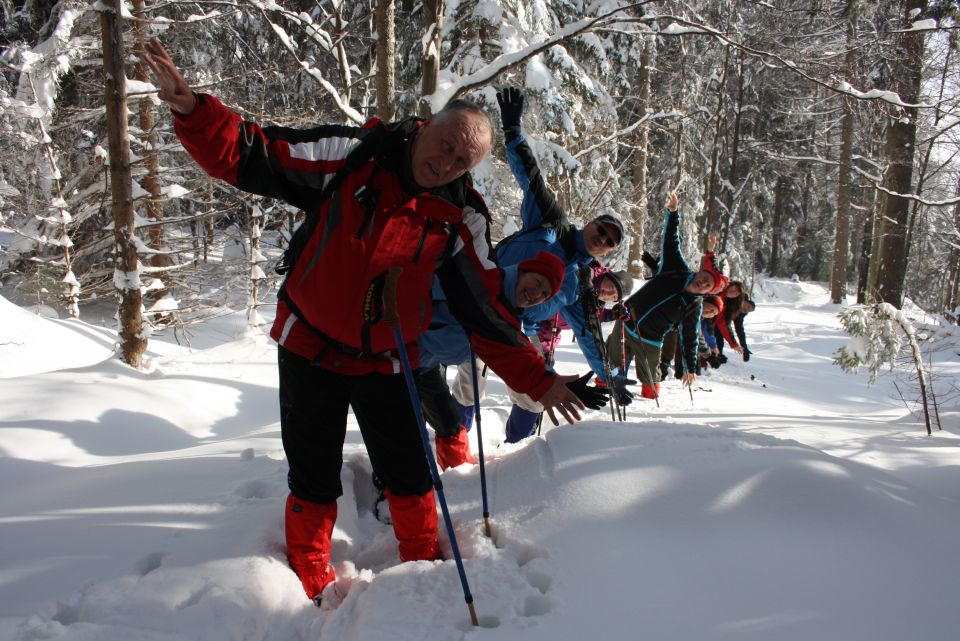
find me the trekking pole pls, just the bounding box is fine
[469,349,492,538]
[383,267,479,627]
[578,266,619,421]
[687,380,694,405]
[619,319,628,420]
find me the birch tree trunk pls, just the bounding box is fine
[101,0,146,367]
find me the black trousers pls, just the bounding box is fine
[278,347,432,505]
[416,364,462,438]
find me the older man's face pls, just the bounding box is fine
[410,112,492,189]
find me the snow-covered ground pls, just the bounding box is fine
[1,277,958,641]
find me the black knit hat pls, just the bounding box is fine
[607,270,634,298]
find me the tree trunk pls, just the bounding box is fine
[627,35,652,278]
[420,0,442,116]
[945,181,960,315]
[857,212,872,303]
[876,0,926,308]
[249,204,264,327]
[830,32,856,304]
[132,0,167,304]
[375,0,396,121]
[702,47,730,242]
[204,178,215,263]
[769,177,786,277]
[101,0,146,367]
[334,5,352,105]
[718,49,745,252]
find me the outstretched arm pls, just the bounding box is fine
[658,192,689,273]
[497,88,567,231]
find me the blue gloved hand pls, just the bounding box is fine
[611,374,637,406]
[496,87,524,133]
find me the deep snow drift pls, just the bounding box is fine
[1,277,958,641]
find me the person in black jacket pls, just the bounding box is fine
[613,193,725,395]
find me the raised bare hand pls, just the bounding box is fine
[539,373,585,425]
[138,38,196,115]
[667,191,679,213]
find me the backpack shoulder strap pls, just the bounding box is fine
[276,118,416,275]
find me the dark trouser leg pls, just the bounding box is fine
[278,347,350,504]
[624,334,661,389]
[416,364,476,470]
[349,371,439,560]
[349,372,432,497]
[277,347,350,600]
[416,364,462,438]
[606,320,625,372]
[660,329,678,380]
[505,405,541,443]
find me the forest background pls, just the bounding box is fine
[1,0,959,365]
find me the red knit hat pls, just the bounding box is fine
[518,251,566,299]
[703,264,729,295]
[703,294,724,316]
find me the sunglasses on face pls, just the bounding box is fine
[596,224,619,248]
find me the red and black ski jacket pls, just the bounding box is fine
[173,95,555,400]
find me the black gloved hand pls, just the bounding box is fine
[613,303,631,321]
[706,355,722,369]
[742,349,751,362]
[641,251,660,272]
[611,374,637,406]
[565,370,609,410]
[496,87,524,132]
[718,353,728,364]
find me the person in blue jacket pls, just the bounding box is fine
[453,87,635,443]
[416,250,586,469]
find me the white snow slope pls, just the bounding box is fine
[1,277,958,641]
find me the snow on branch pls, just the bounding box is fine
[651,14,934,110]
[427,2,655,110]
[834,305,903,385]
[573,110,682,159]
[834,303,935,434]
[245,0,362,124]
[850,165,960,208]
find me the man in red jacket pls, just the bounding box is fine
[141,39,587,605]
